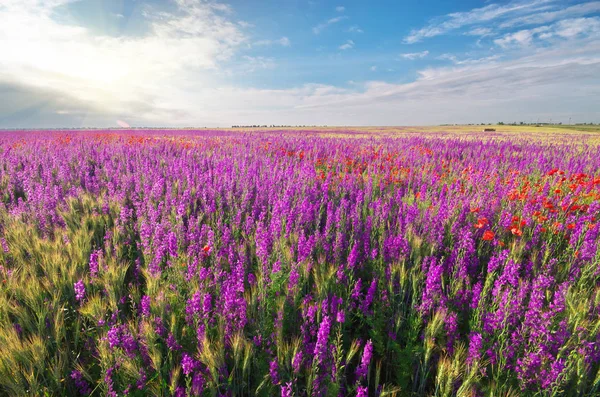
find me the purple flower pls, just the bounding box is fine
[269,359,280,385]
[71,370,91,395]
[467,332,483,365]
[292,350,303,374]
[139,295,151,317]
[470,281,483,310]
[281,382,293,397]
[121,332,138,358]
[174,387,186,397]
[186,291,203,323]
[105,366,117,397]
[167,333,182,351]
[314,315,332,364]
[107,325,121,349]
[89,250,100,278]
[356,386,368,397]
[74,279,85,302]
[336,309,345,323]
[361,279,377,314]
[0,238,9,253]
[136,368,147,390]
[356,339,373,379]
[167,231,178,257]
[192,373,204,395]
[445,311,458,352]
[181,352,199,376]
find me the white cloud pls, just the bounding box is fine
[347,25,364,33]
[494,29,538,47]
[400,51,429,60]
[279,36,292,46]
[553,17,600,38]
[240,56,276,72]
[438,54,501,65]
[494,17,600,47]
[280,42,600,125]
[336,6,345,12]
[500,1,600,28]
[179,43,600,126]
[464,27,493,36]
[0,0,251,122]
[370,66,377,71]
[404,0,556,43]
[238,21,255,28]
[313,16,348,34]
[339,39,354,50]
[253,36,291,47]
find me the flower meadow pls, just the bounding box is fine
[0,129,599,396]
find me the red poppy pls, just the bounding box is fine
[474,217,488,229]
[507,189,519,200]
[482,230,495,241]
[202,245,211,253]
[567,223,576,230]
[510,227,523,237]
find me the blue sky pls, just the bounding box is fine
[1,0,599,127]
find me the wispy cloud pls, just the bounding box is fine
[370,66,377,71]
[494,17,600,48]
[438,54,502,65]
[238,21,255,28]
[403,0,556,43]
[286,41,600,124]
[313,16,348,34]
[339,39,354,50]
[553,16,600,39]
[500,1,600,28]
[347,25,364,33]
[240,56,276,72]
[253,36,291,47]
[464,27,494,37]
[494,29,539,47]
[399,51,429,60]
[336,6,345,12]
